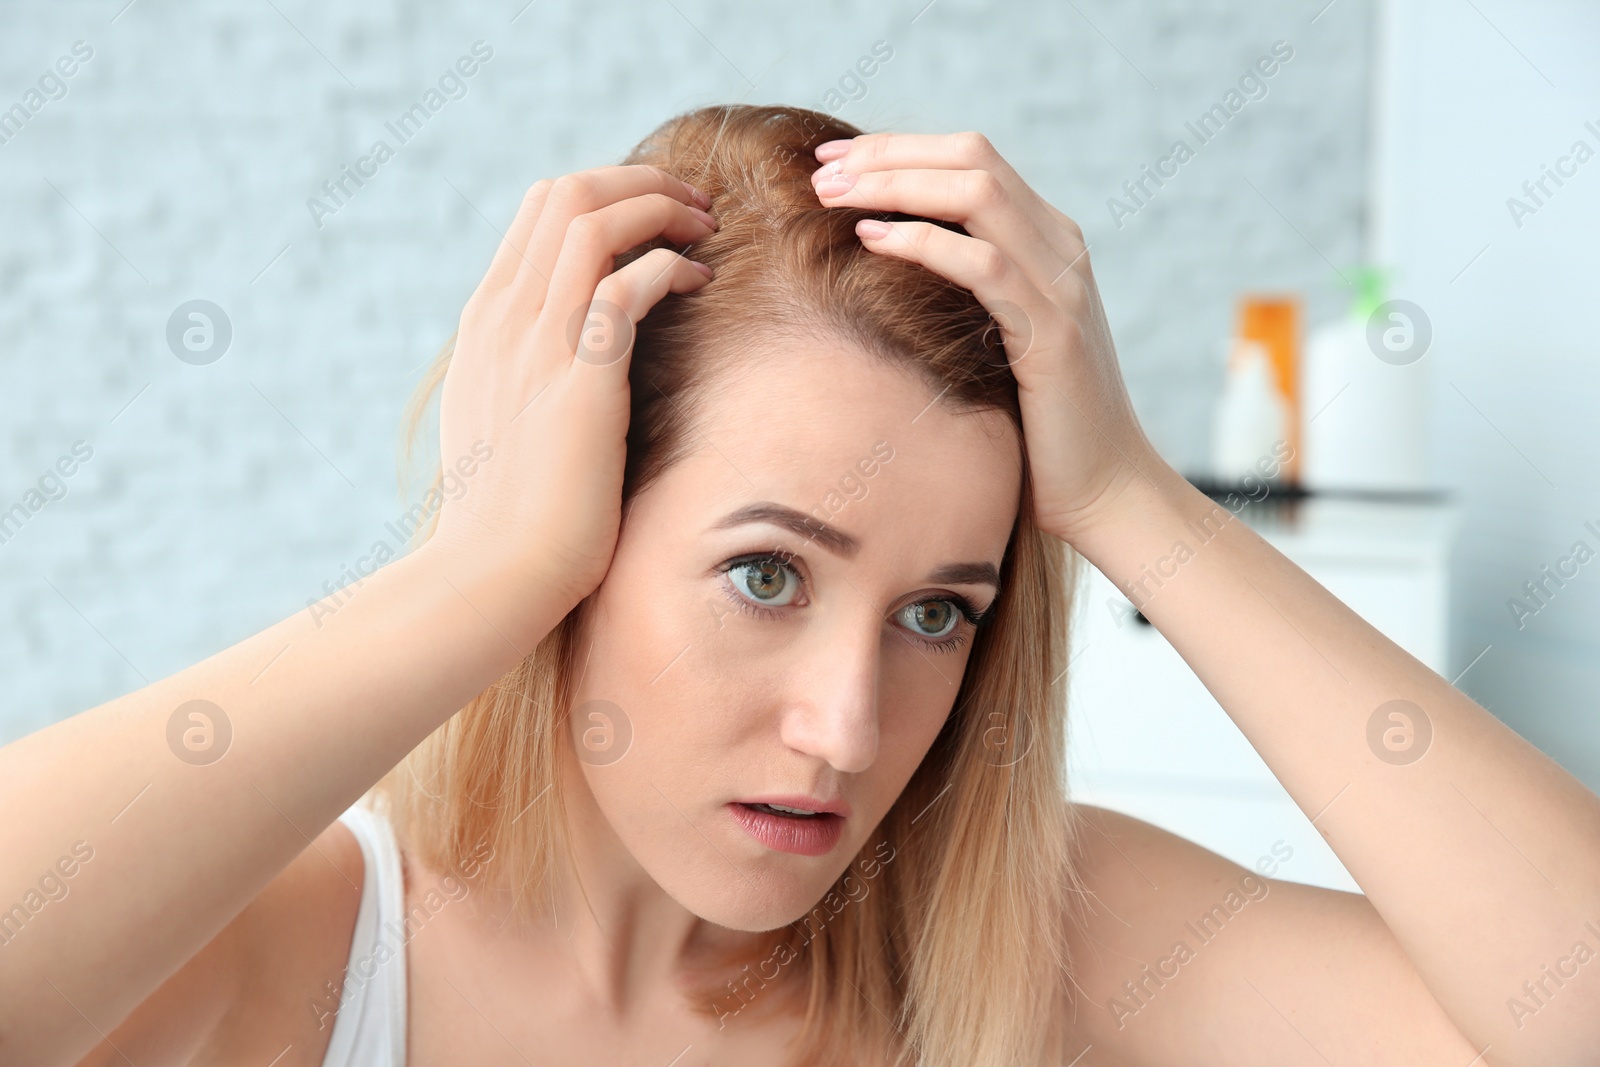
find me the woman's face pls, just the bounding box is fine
[566,337,1024,932]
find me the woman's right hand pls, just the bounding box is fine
[0,165,719,1067]
[425,165,716,622]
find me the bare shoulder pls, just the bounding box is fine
[1059,804,1478,1066]
[73,816,366,1067]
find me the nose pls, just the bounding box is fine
[778,613,882,775]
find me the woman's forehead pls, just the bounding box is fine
[637,355,1023,564]
[694,336,1020,468]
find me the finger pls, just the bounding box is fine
[813,131,1021,185]
[813,167,1087,297]
[567,249,712,377]
[513,165,710,306]
[474,178,555,298]
[535,193,716,356]
[853,219,1065,375]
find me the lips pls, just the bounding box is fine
[727,802,845,856]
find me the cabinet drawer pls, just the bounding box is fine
[1064,509,1453,893]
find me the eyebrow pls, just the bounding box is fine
[708,501,1002,590]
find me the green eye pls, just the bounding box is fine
[899,600,960,640]
[717,551,981,655]
[729,558,801,607]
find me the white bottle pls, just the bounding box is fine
[1210,340,1288,482]
[1300,280,1431,493]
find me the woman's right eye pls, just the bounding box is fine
[724,557,803,609]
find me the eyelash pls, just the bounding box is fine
[716,551,992,654]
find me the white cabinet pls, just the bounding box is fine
[1065,498,1459,892]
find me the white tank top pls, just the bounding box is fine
[321,800,408,1067]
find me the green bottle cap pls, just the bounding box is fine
[1349,265,1387,319]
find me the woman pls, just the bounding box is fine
[3,103,1597,1066]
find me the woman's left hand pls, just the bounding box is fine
[810,131,1162,544]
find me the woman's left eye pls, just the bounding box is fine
[896,599,961,640]
[719,555,973,653]
[725,556,802,607]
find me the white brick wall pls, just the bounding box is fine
[0,0,1373,741]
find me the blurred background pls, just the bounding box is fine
[1,0,1594,888]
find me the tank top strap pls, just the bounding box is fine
[320,799,408,1067]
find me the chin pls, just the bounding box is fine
[693,900,800,934]
[659,862,845,933]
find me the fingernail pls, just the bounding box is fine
[689,259,713,279]
[811,159,843,182]
[683,182,711,208]
[691,206,718,229]
[814,139,852,161]
[856,219,891,239]
[815,172,855,198]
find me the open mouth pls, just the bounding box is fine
[727,802,845,856]
[741,801,828,819]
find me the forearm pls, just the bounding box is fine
[1071,460,1600,1063]
[0,544,565,1060]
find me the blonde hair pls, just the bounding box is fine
[372,103,1087,1067]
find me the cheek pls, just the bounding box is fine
[569,585,750,813]
[871,678,961,789]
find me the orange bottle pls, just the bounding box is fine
[1235,295,1301,485]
